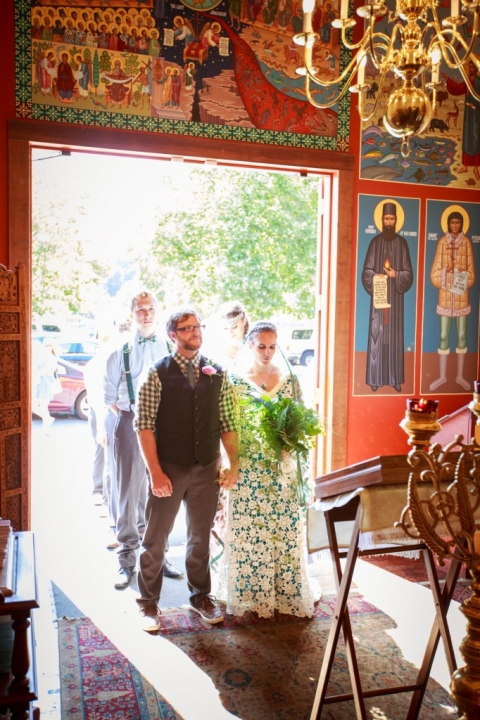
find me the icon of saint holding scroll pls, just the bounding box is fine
[361,200,414,393]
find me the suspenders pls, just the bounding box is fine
[123,342,135,411]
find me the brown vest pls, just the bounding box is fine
[155,355,222,467]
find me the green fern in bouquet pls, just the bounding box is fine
[239,392,325,505]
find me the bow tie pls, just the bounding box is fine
[138,335,157,344]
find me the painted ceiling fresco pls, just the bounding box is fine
[16,0,351,151]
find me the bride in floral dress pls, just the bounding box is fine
[217,321,319,618]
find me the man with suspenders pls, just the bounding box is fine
[103,290,181,589]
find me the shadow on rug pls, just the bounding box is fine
[59,598,459,719]
[58,618,182,719]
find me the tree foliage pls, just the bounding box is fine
[138,168,318,320]
[32,161,319,323]
[32,194,110,317]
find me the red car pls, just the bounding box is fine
[48,358,89,421]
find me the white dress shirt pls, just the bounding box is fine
[103,331,169,412]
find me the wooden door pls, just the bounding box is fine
[0,263,29,530]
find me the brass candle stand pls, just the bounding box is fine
[397,401,480,720]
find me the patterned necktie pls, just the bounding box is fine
[187,360,196,389]
[138,335,157,344]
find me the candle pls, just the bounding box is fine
[341,0,349,19]
[432,62,439,83]
[474,381,480,393]
[357,56,366,86]
[451,0,459,15]
[302,0,315,33]
[407,398,439,413]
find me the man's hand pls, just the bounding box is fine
[149,468,173,497]
[219,466,239,490]
[97,429,108,447]
[384,266,396,278]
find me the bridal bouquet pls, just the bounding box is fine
[239,392,325,505]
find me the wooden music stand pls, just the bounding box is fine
[309,455,461,720]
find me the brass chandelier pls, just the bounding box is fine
[293,0,480,155]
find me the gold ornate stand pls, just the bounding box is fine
[398,401,480,720]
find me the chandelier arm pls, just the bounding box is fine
[304,72,352,108]
[339,23,370,51]
[430,13,480,73]
[369,24,401,72]
[436,37,480,101]
[359,68,391,121]
[305,51,366,90]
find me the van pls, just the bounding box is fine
[284,327,314,366]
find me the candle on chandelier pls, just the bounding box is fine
[302,0,315,33]
[451,0,460,15]
[357,56,366,86]
[474,381,480,393]
[341,0,349,19]
[407,398,439,414]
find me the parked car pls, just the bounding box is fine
[48,358,89,421]
[284,327,315,366]
[53,340,100,366]
[32,319,62,333]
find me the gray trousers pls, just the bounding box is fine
[114,410,147,569]
[137,457,220,608]
[104,408,118,527]
[88,406,105,496]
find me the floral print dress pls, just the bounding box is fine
[218,374,316,618]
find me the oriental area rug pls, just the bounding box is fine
[58,598,459,720]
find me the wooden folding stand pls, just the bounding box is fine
[310,456,462,720]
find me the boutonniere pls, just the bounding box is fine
[202,364,223,382]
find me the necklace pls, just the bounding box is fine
[253,364,274,390]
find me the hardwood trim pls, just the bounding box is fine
[8,119,355,173]
[8,120,353,510]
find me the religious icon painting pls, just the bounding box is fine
[421,200,480,396]
[353,194,420,397]
[22,0,350,149]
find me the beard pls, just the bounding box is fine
[382,224,396,240]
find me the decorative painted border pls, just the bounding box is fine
[15,0,350,152]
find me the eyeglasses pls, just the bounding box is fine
[175,324,205,333]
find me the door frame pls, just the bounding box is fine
[8,118,354,527]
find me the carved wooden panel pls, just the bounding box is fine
[0,264,28,530]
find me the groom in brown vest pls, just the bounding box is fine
[134,307,239,632]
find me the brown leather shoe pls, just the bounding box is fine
[190,596,224,624]
[139,604,162,633]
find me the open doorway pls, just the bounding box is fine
[30,147,327,585]
[27,148,334,717]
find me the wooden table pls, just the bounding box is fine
[0,532,40,720]
[310,456,460,720]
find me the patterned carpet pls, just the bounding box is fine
[58,618,180,719]
[59,598,458,719]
